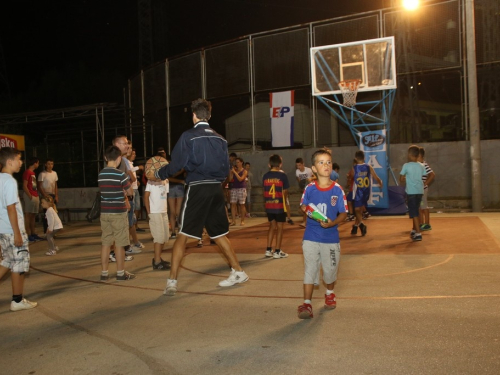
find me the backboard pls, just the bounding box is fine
[310,37,397,96]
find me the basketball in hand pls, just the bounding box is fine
[145,156,168,179]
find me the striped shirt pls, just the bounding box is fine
[98,167,131,213]
[263,170,289,214]
[421,161,433,190]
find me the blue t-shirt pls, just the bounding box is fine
[301,181,347,244]
[400,162,426,195]
[0,173,25,234]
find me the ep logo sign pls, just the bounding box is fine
[271,107,291,118]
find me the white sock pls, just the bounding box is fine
[326,289,334,295]
[304,299,312,304]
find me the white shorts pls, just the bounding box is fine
[302,240,340,285]
[148,212,169,244]
[0,232,30,273]
[420,189,429,209]
[230,188,247,205]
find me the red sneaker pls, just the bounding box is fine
[298,303,313,319]
[324,293,336,309]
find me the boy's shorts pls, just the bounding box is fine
[133,189,141,211]
[230,188,247,204]
[267,212,287,223]
[0,232,30,273]
[407,194,423,218]
[23,193,40,214]
[420,189,429,209]
[302,240,340,285]
[148,212,169,244]
[354,191,369,208]
[169,184,185,199]
[180,182,228,240]
[346,190,354,202]
[100,213,130,247]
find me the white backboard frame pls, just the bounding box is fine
[310,36,397,96]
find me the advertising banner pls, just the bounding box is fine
[359,129,388,208]
[269,90,294,147]
[0,134,25,151]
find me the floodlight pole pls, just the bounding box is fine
[464,0,482,212]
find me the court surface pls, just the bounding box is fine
[1,213,500,374]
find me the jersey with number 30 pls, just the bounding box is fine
[263,170,289,214]
[301,181,347,243]
[352,163,371,205]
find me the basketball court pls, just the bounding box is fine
[1,213,500,374]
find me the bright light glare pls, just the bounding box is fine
[403,0,419,10]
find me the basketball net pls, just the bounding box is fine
[338,79,362,107]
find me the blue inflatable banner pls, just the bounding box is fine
[359,129,389,208]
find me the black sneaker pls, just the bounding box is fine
[351,225,358,235]
[412,233,422,241]
[116,271,135,280]
[170,232,177,239]
[359,223,367,236]
[362,212,371,220]
[287,219,294,225]
[152,258,171,270]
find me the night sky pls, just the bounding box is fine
[0,0,385,113]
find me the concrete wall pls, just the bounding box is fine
[239,139,500,209]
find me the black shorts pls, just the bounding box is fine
[407,194,422,218]
[267,212,287,223]
[179,182,229,239]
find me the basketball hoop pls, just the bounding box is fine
[338,79,362,107]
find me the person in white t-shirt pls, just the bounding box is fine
[37,159,59,235]
[295,158,314,226]
[40,196,63,256]
[144,179,171,271]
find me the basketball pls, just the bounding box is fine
[145,156,168,179]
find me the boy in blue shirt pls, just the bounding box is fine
[0,147,38,311]
[350,150,382,236]
[400,145,427,241]
[298,149,347,319]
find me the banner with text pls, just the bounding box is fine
[0,134,25,151]
[359,129,388,208]
[269,90,294,147]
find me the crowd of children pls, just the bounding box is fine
[0,98,435,318]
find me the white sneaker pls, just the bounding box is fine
[45,249,57,256]
[109,254,134,262]
[163,279,178,296]
[219,268,249,287]
[10,298,38,311]
[133,242,145,249]
[126,246,142,254]
[265,250,273,257]
[273,250,288,259]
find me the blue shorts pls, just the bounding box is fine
[169,184,185,199]
[127,196,136,226]
[133,189,141,211]
[407,194,423,218]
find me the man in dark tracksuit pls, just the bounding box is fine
[154,98,249,296]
